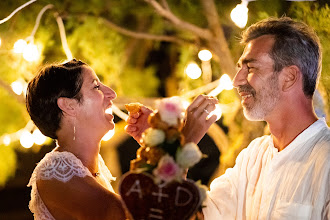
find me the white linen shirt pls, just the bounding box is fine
[203,118,330,220]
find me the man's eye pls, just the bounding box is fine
[94,85,100,89]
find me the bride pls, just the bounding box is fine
[26,59,131,220]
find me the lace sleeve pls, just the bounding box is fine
[30,151,93,184]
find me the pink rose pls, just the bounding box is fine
[157,97,185,126]
[153,155,182,183]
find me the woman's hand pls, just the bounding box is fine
[182,95,218,144]
[125,106,153,144]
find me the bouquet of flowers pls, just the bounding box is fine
[120,97,207,220]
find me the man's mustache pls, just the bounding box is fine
[237,84,256,96]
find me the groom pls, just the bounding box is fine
[126,17,330,219]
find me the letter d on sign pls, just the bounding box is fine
[175,186,193,206]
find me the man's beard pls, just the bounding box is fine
[238,73,280,121]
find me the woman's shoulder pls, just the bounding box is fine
[28,151,92,185]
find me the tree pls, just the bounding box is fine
[0,0,329,187]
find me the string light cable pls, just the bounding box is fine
[26,4,54,42]
[0,0,38,25]
[54,12,73,60]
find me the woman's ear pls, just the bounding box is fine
[280,65,301,92]
[57,97,77,116]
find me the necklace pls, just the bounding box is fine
[93,172,100,177]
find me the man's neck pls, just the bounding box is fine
[268,113,317,151]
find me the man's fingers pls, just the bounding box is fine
[187,95,205,111]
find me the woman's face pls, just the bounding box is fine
[76,66,117,137]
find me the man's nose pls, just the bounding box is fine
[232,69,247,88]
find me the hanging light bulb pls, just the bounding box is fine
[3,135,11,146]
[23,43,40,62]
[198,49,212,62]
[102,130,115,141]
[207,104,222,121]
[13,39,27,53]
[32,129,47,145]
[230,1,249,28]
[20,130,34,148]
[185,62,202,79]
[208,74,233,97]
[11,80,24,95]
[219,74,234,90]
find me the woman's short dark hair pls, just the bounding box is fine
[26,59,87,139]
[241,17,322,98]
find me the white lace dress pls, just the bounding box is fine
[27,151,116,220]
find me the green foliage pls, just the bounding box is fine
[119,66,160,97]
[288,2,330,118]
[68,17,125,85]
[0,145,16,187]
[0,89,27,135]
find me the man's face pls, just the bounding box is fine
[233,35,281,121]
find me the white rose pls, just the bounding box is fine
[175,142,202,168]
[142,128,166,147]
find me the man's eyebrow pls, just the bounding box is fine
[237,58,257,67]
[242,58,257,65]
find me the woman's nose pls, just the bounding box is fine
[102,85,117,100]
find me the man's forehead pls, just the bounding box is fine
[238,35,275,63]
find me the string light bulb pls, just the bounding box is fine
[102,130,115,141]
[13,39,27,53]
[219,74,234,90]
[230,1,249,28]
[3,135,11,146]
[11,80,24,95]
[207,104,223,121]
[185,62,202,79]
[32,129,47,145]
[207,74,233,97]
[23,43,39,62]
[20,130,34,148]
[198,49,212,62]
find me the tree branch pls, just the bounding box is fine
[99,17,191,45]
[160,0,170,10]
[199,0,222,37]
[144,0,212,39]
[0,79,25,104]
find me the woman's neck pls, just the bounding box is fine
[56,137,100,175]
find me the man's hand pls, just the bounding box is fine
[182,95,218,144]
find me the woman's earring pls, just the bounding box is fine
[73,118,76,141]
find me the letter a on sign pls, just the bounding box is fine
[125,180,143,199]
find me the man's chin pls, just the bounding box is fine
[243,108,265,121]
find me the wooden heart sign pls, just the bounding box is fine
[119,172,201,220]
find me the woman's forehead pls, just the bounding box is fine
[82,66,99,83]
